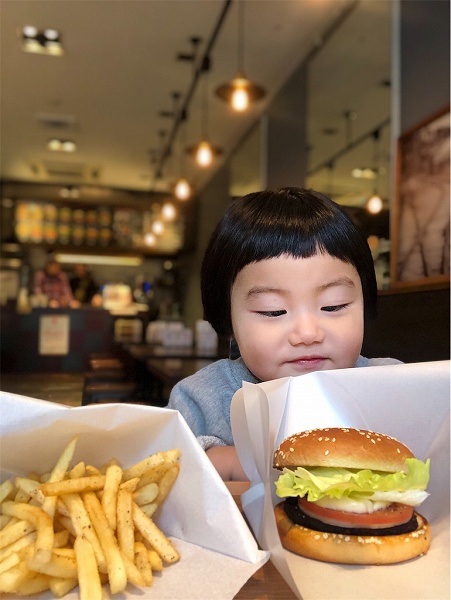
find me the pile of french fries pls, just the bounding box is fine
[0,435,181,598]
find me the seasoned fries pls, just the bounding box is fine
[0,436,181,598]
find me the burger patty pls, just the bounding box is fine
[283,496,419,536]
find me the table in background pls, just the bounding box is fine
[118,343,227,405]
[226,482,297,599]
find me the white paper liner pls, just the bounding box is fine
[231,360,450,600]
[0,393,269,599]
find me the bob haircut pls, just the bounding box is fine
[201,187,377,338]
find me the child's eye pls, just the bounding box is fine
[256,310,286,317]
[322,303,349,313]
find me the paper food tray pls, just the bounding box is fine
[231,360,450,600]
[0,394,269,599]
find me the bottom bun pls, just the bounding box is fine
[274,502,430,565]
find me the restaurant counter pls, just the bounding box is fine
[0,303,149,373]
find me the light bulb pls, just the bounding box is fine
[231,79,250,112]
[161,202,176,221]
[366,194,383,214]
[152,219,164,235]
[196,141,213,167]
[144,233,157,247]
[174,178,191,201]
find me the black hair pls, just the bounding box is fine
[201,187,377,337]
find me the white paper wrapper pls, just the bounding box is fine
[0,393,269,599]
[231,360,450,600]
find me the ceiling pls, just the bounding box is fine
[0,0,391,206]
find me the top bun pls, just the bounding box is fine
[273,427,414,473]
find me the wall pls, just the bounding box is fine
[400,0,450,132]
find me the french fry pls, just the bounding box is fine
[24,547,78,579]
[83,491,127,594]
[154,463,180,505]
[0,532,37,563]
[134,541,153,586]
[68,461,85,479]
[138,502,158,518]
[0,480,14,503]
[122,452,166,481]
[132,502,179,564]
[101,463,122,531]
[41,436,78,520]
[49,576,78,598]
[40,475,106,497]
[0,551,20,574]
[0,561,31,593]
[148,548,163,571]
[0,519,35,549]
[74,535,103,600]
[62,493,107,573]
[17,573,51,595]
[116,487,134,562]
[1,502,54,563]
[133,482,159,506]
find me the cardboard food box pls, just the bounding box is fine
[231,360,450,600]
[0,395,269,599]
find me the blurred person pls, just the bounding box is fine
[167,187,402,481]
[33,257,79,308]
[70,263,99,305]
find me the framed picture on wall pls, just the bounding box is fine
[390,105,450,289]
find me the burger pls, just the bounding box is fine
[273,427,431,564]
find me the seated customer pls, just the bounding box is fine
[167,187,402,481]
[33,257,79,308]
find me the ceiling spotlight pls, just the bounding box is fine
[20,25,64,56]
[47,138,77,152]
[215,1,266,112]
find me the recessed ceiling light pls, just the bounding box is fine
[19,25,64,56]
[47,138,77,152]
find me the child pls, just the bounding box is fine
[167,188,401,480]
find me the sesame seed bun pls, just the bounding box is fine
[273,427,414,473]
[274,502,430,565]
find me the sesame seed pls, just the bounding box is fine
[314,534,320,540]
[324,450,330,455]
[322,533,329,539]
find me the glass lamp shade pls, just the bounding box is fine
[215,73,266,112]
[174,177,192,201]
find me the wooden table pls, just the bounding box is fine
[123,343,226,361]
[226,482,297,599]
[145,357,215,403]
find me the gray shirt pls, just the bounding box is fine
[167,355,402,450]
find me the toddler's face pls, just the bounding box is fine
[230,253,364,382]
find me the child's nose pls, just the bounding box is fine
[288,312,324,345]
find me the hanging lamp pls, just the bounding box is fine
[174,110,193,200]
[366,129,383,214]
[215,1,266,112]
[187,56,222,168]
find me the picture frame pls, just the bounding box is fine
[390,105,450,289]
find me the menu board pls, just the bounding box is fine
[14,201,183,252]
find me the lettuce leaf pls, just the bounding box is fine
[275,458,430,503]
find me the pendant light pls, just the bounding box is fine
[366,129,383,214]
[187,56,222,168]
[215,1,266,112]
[174,110,193,200]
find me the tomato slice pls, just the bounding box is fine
[298,497,414,529]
